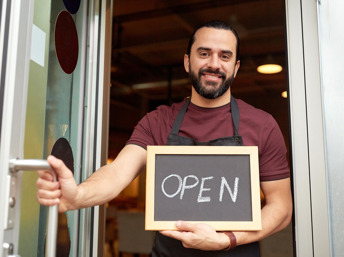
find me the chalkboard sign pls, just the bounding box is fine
[145,146,261,231]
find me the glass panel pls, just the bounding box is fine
[19,0,52,255]
[318,0,344,255]
[18,0,86,256]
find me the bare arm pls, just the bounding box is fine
[36,144,146,212]
[160,178,293,250]
[233,178,293,246]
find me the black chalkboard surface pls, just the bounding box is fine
[145,146,261,231]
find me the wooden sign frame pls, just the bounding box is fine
[145,145,262,231]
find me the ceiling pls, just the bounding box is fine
[109,0,289,156]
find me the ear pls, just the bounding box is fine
[184,54,190,73]
[233,60,240,78]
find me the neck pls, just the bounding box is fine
[190,87,232,107]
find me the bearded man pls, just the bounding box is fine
[37,20,292,257]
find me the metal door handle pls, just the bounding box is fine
[9,159,57,257]
[9,159,53,173]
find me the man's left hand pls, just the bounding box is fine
[160,221,229,251]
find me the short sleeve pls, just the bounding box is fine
[127,115,155,150]
[259,115,290,181]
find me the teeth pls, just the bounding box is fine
[205,74,219,79]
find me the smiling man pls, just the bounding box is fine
[37,20,292,257]
[186,25,240,102]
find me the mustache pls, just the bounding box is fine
[199,68,226,78]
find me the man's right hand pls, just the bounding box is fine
[36,155,78,213]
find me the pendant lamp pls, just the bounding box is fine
[257,55,283,74]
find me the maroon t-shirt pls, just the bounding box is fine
[127,98,289,181]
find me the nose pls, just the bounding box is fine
[208,55,221,70]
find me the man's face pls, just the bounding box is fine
[188,63,235,99]
[184,27,240,99]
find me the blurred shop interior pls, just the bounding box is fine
[105,0,293,256]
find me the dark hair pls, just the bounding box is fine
[186,20,240,62]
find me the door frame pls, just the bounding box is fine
[285,0,331,256]
[0,0,34,254]
[79,0,112,256]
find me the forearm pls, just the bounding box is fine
[68,144,146,210]
[230,178,293,247]
[73,165,131,209]
[233,196,292,246]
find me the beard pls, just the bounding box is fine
[189,67,235,99]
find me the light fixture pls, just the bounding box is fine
[281,91,287,99]
[257,0,283,75]
[257,63,283,74]
[257,55,283,74]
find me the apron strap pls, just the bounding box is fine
[230,96,240,137]
[170,97,190,135]
[170,96,240,136]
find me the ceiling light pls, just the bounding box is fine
[257,63,283,74]
[281,91,287,98]
[257,55,283,74]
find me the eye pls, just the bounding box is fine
[221,54,231,61]
[199,51,209,58]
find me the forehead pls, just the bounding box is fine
[191,27,237,54]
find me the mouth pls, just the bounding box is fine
[201,71,224,83]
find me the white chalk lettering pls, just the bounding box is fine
[219,177,239,202]
[161,174,240,203]
[180,175,199,199]
[161,174,182,198]
[198,176,214,202]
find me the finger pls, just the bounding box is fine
[160,230,186,241]
[47,155,74,180]
[36,189,61,205]
[37,196,60,206]
[37,188,62,200]
[160,230,195,249]
[36,177,60,190]
[37,170,55,181]
[175,220,195,232]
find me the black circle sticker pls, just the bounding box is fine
[63,0,81,14]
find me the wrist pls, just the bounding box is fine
[69,183,83,210]
[222,232,237,251]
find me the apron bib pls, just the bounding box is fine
[152,97,260,257]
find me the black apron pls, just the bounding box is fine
[151,97,261,257]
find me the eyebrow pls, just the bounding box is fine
[197,47,233,56]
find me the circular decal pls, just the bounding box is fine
[55,11,79,74]
[51,137,74,173]
[63,0,81,14]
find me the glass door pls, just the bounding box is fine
[0,0,110,256]
[21,0,85,256]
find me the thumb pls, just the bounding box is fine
[47,155,73,180]
[176,220,194,232]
